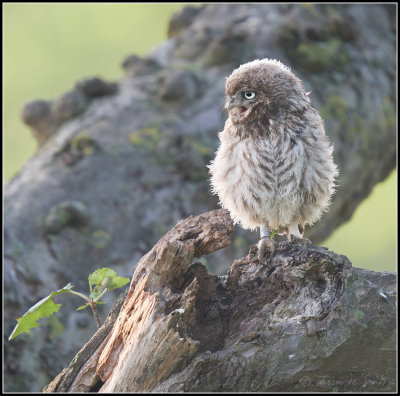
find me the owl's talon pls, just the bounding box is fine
[290,235,311,248]
[258,237,276,261]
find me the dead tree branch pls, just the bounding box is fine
[45,210,396,393]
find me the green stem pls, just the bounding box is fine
[68,290,91,303]
[68,287,107,328]
[94,288,108,303]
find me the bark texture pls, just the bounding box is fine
[44,210,396,393]
[4,4,396,392]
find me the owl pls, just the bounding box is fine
[208,59,338,256]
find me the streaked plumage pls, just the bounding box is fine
[208,59,338,243]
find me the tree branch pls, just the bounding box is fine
[44,210,396,392]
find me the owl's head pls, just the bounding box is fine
[225,58,310,124]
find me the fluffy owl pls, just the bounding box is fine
[208,59,338,254]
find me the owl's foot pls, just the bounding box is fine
[286,223,310,247]
[289,235,311,248]
[258,237,276,262]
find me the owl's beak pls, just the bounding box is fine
[226,99,247,112]
[226,98,242,111]
[226,97,249,122]
[226,101,247,117]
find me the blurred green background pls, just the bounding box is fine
[3,3,396,272]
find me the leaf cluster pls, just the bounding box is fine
[9,267,129,340]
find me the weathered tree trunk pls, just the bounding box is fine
[44,210,396,393]
[4,4,396,392]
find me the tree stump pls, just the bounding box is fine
[44,210,396,393]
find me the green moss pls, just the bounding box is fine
[11,240,25,258]
[60,132,99,158]
[189,139,213,157]
[320,94,348,123]
[71,132,89,148]
[297,38,349,72]
[300,3,320,17]
[278,16,352,72]
[343,111,372,149]
[351,114,365,133]
[89,229,111,249]
[276,24,299,52]
[57,208,70,225]
[347,97,394,151]
[129,127,161,148]
[351,113,370,148]
[353,310,365,320]
[70,355,78,366]
[70,133,96,155]
[344,328,351,344]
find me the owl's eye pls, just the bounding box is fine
[243,91,256,100]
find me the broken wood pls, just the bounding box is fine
[44,209,396,392]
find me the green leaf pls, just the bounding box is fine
[270,229,276,239]
[88,267,129,292]
[89,268,116,289]
[9,283,74,340]
[105,275,130,290]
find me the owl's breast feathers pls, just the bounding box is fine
[209,113,338,231]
